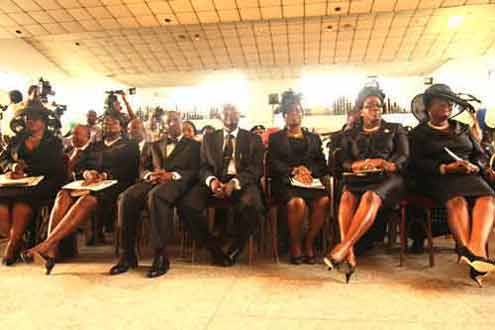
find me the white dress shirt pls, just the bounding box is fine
[104,136,121,147]
[205,128,241,190]
[139,140,145,153]
[143,135,183,182]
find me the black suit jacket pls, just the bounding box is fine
[340,120,409,172]
[141,136,200,190]
[200,129,264,187]
[78,138,140,198]
[268,128,328,181]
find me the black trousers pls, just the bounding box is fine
[118,180,185,256]
[178,183,264,253]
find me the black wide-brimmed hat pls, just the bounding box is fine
[411,84,476,122]
[17,100,52,122]
[10,100,60,134]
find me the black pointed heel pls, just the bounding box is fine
[336,261,356,284]
[31,251,56,275]
[45,257,55,275]
[469,267,487,288]
[345,266,356,284]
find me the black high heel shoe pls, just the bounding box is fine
[457,246,495,273]
[29,251,56,275]
[338,261,356,284]
[469,266,488,288]
[323,257,343,271]
[2,243,20,266]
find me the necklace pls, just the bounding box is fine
[287,128,303,138]
[363,125,380,133]
[427,121,449,130]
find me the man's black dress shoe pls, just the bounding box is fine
[109,255,138,275]
[227,247,241,265]
[289,255,304,265]
[209,247,233,267]
[147,255,170,278]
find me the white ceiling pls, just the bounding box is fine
[1,0,495,87]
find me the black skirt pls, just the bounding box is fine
[418,174,495,204]
[272,180,328,204]
[0,181,60,208]
[344,173,405,207]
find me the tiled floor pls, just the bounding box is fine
[1,238,494,330]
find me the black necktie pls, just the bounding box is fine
[222,134,234,180]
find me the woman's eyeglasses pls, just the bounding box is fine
[363,104,384,110]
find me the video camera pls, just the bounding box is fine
[104,88,136,111]
[38,77,55,103]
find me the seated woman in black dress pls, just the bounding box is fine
[323,87,409,282]
[0,102,66,265]
[410,84,495,286]
[23,111,139,274]
[268,91,330,265]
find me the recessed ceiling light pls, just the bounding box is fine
[343,23,353,29]
[178,34,186,40]
[326,25,333,31]
[164,18,171,23]
[15,30,22,35]
[194,33,200,40]
[334,7,341,12]
[75,42,80,46]
[448,16,464,29]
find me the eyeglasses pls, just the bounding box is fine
[363,104,384,110]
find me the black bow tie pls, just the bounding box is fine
[167,138,178,145]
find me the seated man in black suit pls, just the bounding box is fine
[109,111,227,278]
[179,104,265,266]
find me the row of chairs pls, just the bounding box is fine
[27,149,440,268]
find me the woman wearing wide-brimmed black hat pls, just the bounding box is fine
[23,110,139,275]
[0,101,66,265]
[323,86,409,283]
[409,83,495,286]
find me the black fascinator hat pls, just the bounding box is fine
[279,90,303,115]
[411,83,477,123]
[354,86,386,112]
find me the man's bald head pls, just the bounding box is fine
[72,124,91,148]
[127,118,145,143]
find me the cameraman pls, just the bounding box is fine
[107,90,136,124]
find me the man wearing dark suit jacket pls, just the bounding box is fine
[110,111,225,278]
[179,105,265,266]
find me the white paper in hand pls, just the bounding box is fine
[63,180,118,192]
[0,175,44,187]
[290,178,325,190]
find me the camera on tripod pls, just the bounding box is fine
[38,77,55,103]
